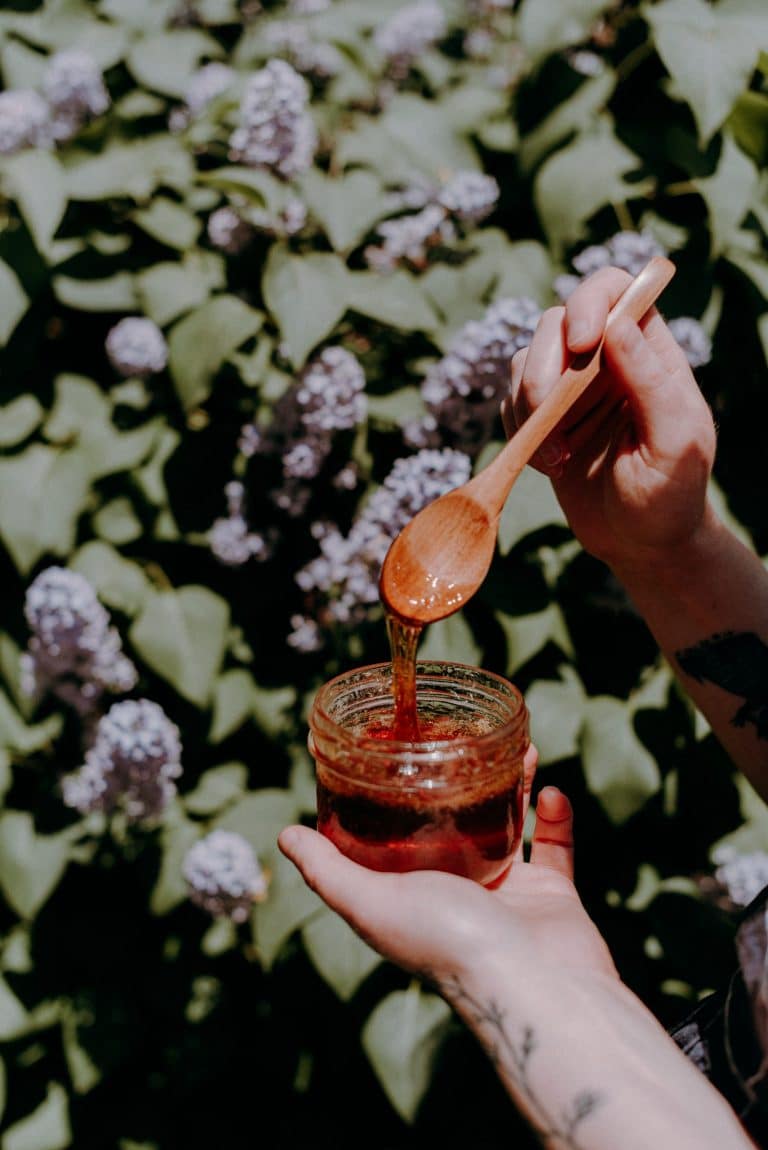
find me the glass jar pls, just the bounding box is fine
[308,660,536,886]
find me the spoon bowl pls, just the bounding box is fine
[379,256,676,627]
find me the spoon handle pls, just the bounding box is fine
[469,255,677,515]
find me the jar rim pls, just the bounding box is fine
[309,659,528,759]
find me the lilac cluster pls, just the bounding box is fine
[209,481,271,567]
[263,20,342,79]
[42,49,110,142]
[169,62,235,132]
[374,0,447,79]
[290,447,471,646]
[463,0,514,60]
[22,567,138,716]
[207,196,306,251]
[405,296,541,456]
[241,344,366,484]
[365,170,499,271]
[0,49,108,155]
[183,829,268,922]
[0,90,53,154]
[229,59,317,179]
[555,232,712,369]
[62,699,182,823]
[712,846,768,909]
[105,317,168,378]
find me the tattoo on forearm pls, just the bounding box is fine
[675,631,768,738]
[433,971,602,1149]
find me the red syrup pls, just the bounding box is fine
[315,711,525,885]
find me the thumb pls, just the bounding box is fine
[529,787,574,878]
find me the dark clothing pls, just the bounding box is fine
[670,885,768,1145]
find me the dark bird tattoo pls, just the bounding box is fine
[675,631,768,739]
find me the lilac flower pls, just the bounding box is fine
[405,296,542,455]
[364,204,456,272]
[247,195,308,238]
[169,61,235,131]
[556,231,667,297]
[667,316,712,370]
[0,90,52,155]
[240,346,366,496]
[437,171,499,223]
[183,829,268,922]
[106,317,168,378]
[62,699,182,823]
[374,1,447,78]
[294,447,472,631]
[207,206,256,254]
[713,846,768,909]
[209,481,271,567]
[42,49,110,142]
[229,59,317,179]
[22,567,137,716]
[263,20,342,79]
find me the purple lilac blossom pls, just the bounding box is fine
[169,62,235,131]
[42,49,110,142]
[183,830,268,922]
[209,481,271,567]
[62,698,182,822]
[228,59,316,179]
[22,567,138,716]
[405,296,541,456]
[0,90,52,154]
[105,317,168,378]
[374,1,447,79]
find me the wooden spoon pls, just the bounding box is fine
[379,255,676,626]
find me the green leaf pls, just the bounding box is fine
[520,70,617,172]
[130,586,230,707]
[644,0,768,146]
[0,1055,5,1125]
[127,29,223,97]
[150,811,201,914]
[3,0,126,65]
[61,1004,101,1095]
[417,612,481,665]
[65,138,195,202]
[518,0,610,65]
[0,151,67,259]
[0,690,62,756]
[214,788,301,859]
[534,119,653,256]
[361,986,452,1123]
[0,395,43,447]
[728,90,768,164]
[497,463,568,553]
[53,272,138,312]
[378,94,479,176]
[131,197,202,251]
[252,851,322,970]
[0,975,28,1040]
[45,374,159,480]
[346,270,438,332]
[251,684,297,740]
[2,1082,71,1150]
[183,763,248,815]
[168,294,263,408]
[0,812,72,920]
[0,446,90,573]
[209,670,255,743]
[262,247,349,369]
[526,670,585,765]
[70,541,151,617]
[694,133,759,256]
[302,907,382,1000]
[490,239,554,305]
[366,386,427,428]
[0,38,47,89]
[580,696,661,823]
[92,497,143,545]
[497,604,573,675]
[300,168,388,252]
[0,258,29,347]
[136,253,225,327]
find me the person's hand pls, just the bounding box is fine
[278,786,617,995]
[501,266,717,574]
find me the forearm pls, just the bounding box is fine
[608,502,768,800]
[442,960,754,1150]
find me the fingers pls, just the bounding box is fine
[564,266,633,352]
[506,313,572,476]
[278,825,385,922]
[529,787,574,879]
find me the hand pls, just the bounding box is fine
[278,786,617,994]
[501,267,717,573]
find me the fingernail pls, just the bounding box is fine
[538,439,563,467]
[567,320,590,348]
